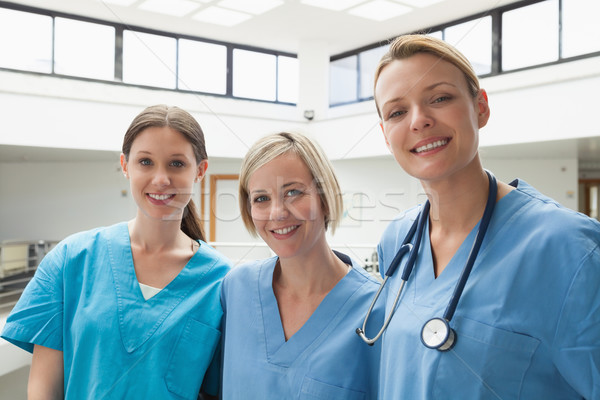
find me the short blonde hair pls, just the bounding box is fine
[374,34,480,118]
[239,132,343,236]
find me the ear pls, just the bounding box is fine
[195,160,208,183]
[380,121,393,153]
[120,153,129,178]
[477,89,490,129]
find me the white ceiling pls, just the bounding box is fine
[2,0,600,166]
[8,0,522,55]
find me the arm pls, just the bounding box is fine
[28,344,64,400]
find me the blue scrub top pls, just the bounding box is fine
[221,252,383,400]
[377,179,600,399]
[1,222,231,399]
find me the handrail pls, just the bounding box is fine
[0,240,379,310]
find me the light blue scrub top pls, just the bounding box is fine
[1,222,231,399]
[377,179,600,400]
[221,252,383,400]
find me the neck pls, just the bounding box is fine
[274,242,348,297]
[422,167,490,233]
[128,216,187,252]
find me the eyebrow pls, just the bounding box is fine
[249,181,303,195]
[382,81,457,107]
[135,150,190,158]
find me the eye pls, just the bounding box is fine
[433,95,452,104]
[387,110,406,120]
[170,160,185,168]
[286,188,302,197]
[253,195,269,203]
[139,158,152,166]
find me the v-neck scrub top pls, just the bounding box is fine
[1,222,231,399]
[221,253,383,400]
[377,180,600,399]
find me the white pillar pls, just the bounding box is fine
[297,40,330,122]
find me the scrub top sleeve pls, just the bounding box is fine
[201,341,221,397]
[1,243,66,353]
[552,246,600,398]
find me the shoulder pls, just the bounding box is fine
[223,257,276,287]
[347,255,381,287]
[512,180,600,251]
[43,222,126,262]
[380,205,422,241]
[195,241,233,277]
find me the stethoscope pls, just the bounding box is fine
[356,171,497,351]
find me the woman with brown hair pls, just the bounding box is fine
[2,104,230,399]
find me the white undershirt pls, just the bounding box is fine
[139,282,162,300]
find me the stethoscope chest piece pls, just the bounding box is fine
[421,317,456,351]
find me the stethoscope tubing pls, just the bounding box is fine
[356,201,429,345]
[442,171,497,321]
[357,171,497,347]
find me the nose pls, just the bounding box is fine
[410,106,433,132]
[152,166,170,187]
[269,198,289,221]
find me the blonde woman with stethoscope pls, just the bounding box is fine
[360,34,600,399]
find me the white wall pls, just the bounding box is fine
[1,154,578,260]
[0,158,242,242]
[2,56,600,160]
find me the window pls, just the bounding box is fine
[359,45,390,99]
[502,0,559,71]
[122,30,177,88]
[0,8,52,73]
[277,56,299,104]
[178,39,227,94]
[444,17,492,75]
[561,0,600,58]
[232,49,276,101]
[54,18,115,80]
[330,55,358,105]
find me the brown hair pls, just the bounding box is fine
[373,34,480,118]
[122,104,207,241]
[238,132,343,236]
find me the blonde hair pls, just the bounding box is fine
[239,132,343,236]
[373,34,480,118]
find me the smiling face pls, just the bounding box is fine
[121,126,206,222]
[375,53,489,183]
[247,152,326,260]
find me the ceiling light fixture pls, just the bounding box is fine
[192,6,252,26]
[217,0,284,15]
[300,0,367,12]
[347,0,412,21]
[96,0,139,6]
[394,0,445,7]
[138,0,201,17]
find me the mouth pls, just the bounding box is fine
[271,225,300,235]
[412,138,450,154]
[147,193,176,201]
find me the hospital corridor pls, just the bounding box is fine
[1,0,600,398]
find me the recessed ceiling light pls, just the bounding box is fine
[348,0,412,21]
[96,0,138,6]
[192,6,252,26]
[138,0,201,16]
[217,0,284,15]
[394,0,444,7]
[300,0,367,12]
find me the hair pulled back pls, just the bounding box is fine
[122,104,207,241]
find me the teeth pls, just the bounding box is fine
[148,193,173,200]
[273,226,297,235]
[414,139,448,154]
